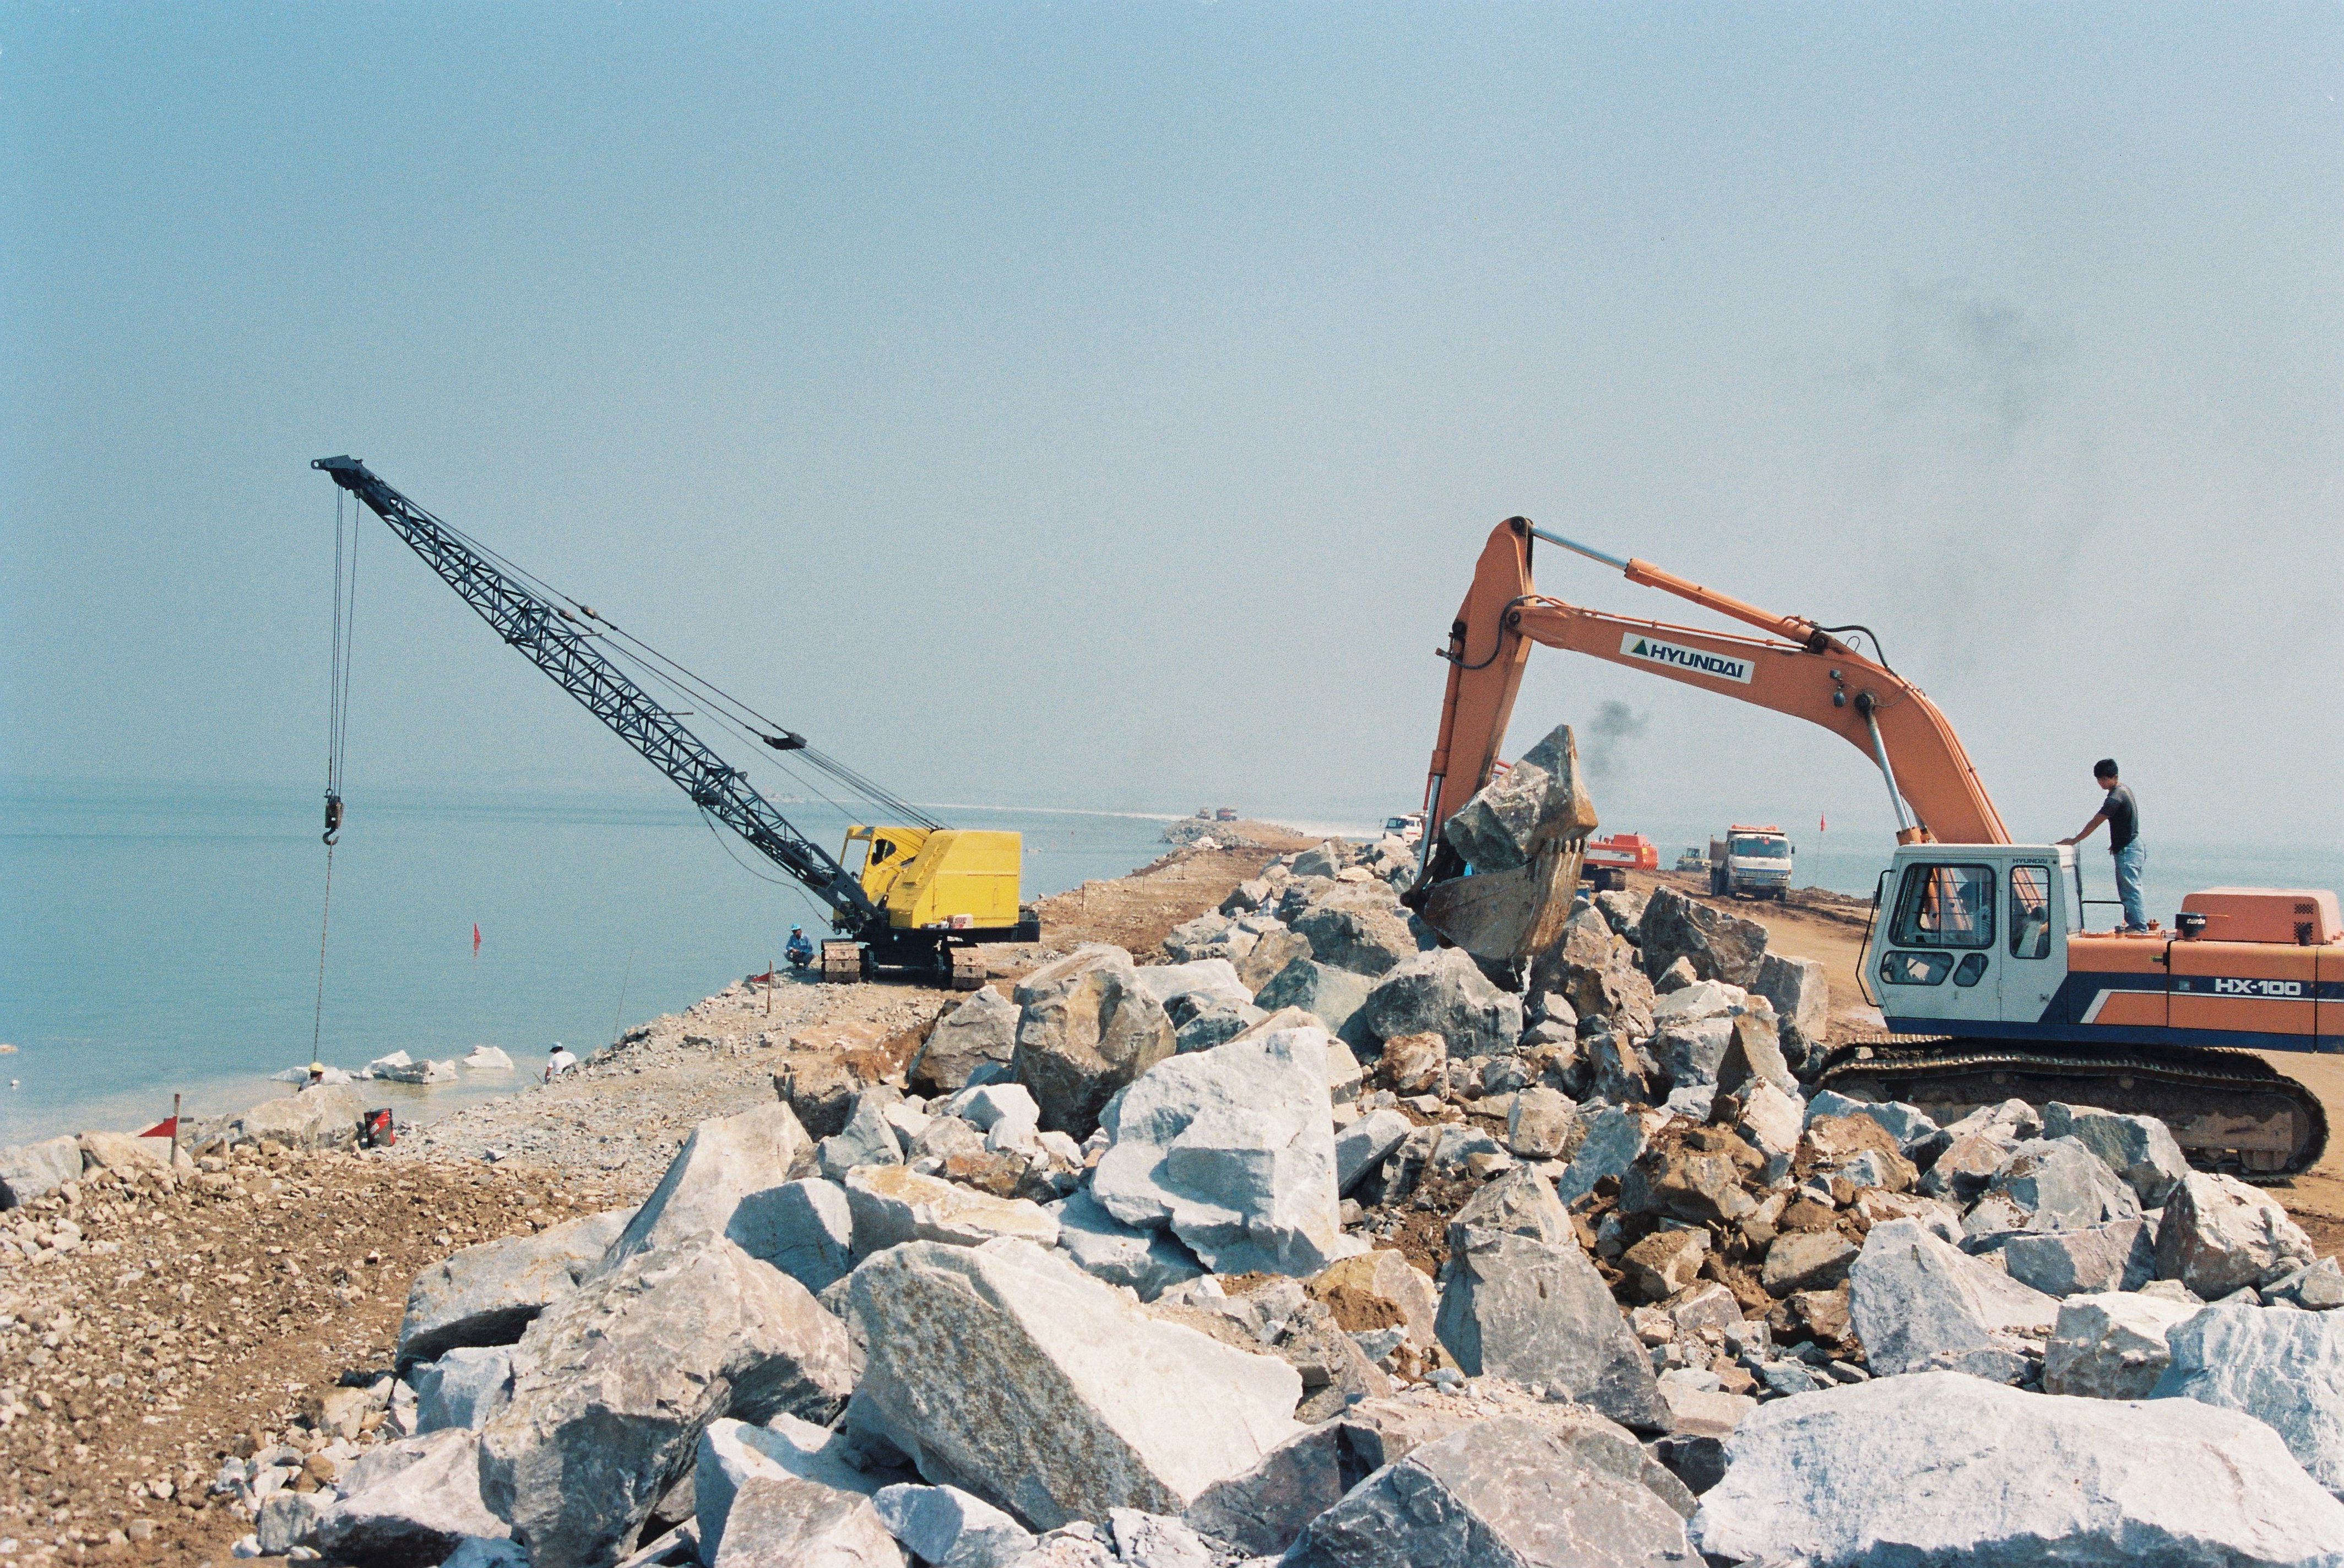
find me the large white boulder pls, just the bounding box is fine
[1091,1026,1343,1276]
[605,1102,819,1268]
[1962,1136,2142,1239]
[697,1414,887,1561]
[223,1083,373,1149]
[413,1347,513,1434]
[1127,958,1254,1013]
[910,987,1020,1097]
[845,1239,1301,1529]
[711,1475,902,1568]
[1435,1224,1667,1433]
[1048,1189,1204,1301]
[2043,1101,2191,1207]
[1284,1413,1697,1567]
[871,1483,1034,1568]
[2156,1303,2344,1498]
[1848,1218,2057,1383]
[479,1233,854,1568]
[734,1177,856,1295]
[397,1208,634,1365]
[843,1165,1059,1257]
[1011,948,1176,1138]
[2157,1173,2318,1298]
[0,1135,84,1206]
[1693,1370,2344,1567]
[313,1429,509,1566]
[2044,1291,2200,1400]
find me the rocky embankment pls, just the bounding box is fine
[8,769,2344,1567]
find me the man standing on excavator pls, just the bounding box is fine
[2060,759,2146,933]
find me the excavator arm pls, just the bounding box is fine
[1417,518,2008,888]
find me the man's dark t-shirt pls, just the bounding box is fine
[2101,784,2139,851]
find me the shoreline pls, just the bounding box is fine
[0,828,1312,1565]
[9,816,2344,1565]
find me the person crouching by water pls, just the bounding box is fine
[786,926,815,969]
[545,1041,579,1082]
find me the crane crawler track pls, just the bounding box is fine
[1816,1038,2329,1182]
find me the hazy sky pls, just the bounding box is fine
[6,3,2338,847]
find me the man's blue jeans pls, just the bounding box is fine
[2113,842,2147,931]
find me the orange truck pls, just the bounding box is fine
[1411,517,2334,1174]
[1582,833,1659,893]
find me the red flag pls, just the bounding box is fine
[138,1117,177,1139]
[1819,813,1827,834]
[472,923,481,953]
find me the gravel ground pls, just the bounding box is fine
[0,833,1300,1566]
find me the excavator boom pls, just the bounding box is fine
[1418,518,2007,860]
[1411,513,2330,1179]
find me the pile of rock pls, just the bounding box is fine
[236,767,2344,1565]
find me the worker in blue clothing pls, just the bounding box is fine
[2060,758,2146,933]
[785,926,815,969]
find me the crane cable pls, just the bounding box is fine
[314,489,361,1058]
[390,497,941,831]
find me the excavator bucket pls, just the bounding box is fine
[1417,724,1600,964]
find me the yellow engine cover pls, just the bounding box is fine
[845,826,1024,931]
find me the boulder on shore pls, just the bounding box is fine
[1436,1224,1667,1432]
[909,987,1020,1097]
[1636,886,1767,989]
[1356,949,1524,1058]
[1011,951,1177,1139]
[1848,1218,2057,1383]
[1091,1026,1344,1277]
[397,1208,633,1366]
[313,1429,509,1568]
[478,1233,854,1568]
[2156,1171,2318,1299]
[2044,1290,2200,1401]
[1692,1370,2344,1567]
[606,1101,820,1269]
[0,1135,82,1207]
[2155,1303,2344,1499]
[845,1239,1301,1530]
[1285,1413,1697,1568]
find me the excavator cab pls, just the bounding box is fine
[1864,844,2081,1034]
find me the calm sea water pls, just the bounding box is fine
[0,780,1182,1145]
[4,782,2332,1147]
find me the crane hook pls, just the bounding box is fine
[324,792,344,845]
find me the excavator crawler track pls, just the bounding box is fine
[1816,1038,2329,1182]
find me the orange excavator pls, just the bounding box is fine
[1410,517,2336,1176]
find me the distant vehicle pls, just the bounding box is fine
[1385,812,1425,845]
[1196,807,1213,818]
[1581,832,1658,893]
[1675,846,1709,873]
[1709,824,1794,900]
[1215,807,1238,822]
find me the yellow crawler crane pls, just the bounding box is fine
[314,455,1036,989]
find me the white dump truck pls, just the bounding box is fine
[1708,823,1794,899]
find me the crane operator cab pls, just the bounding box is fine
[834,825,1040,985]
[1864,843,2344,1053]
